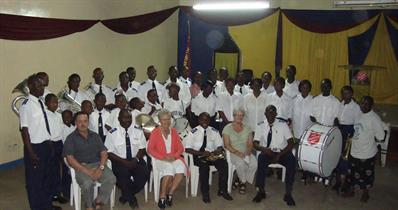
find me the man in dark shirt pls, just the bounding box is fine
[63,112,116,210]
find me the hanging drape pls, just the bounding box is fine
[0,13,99,40]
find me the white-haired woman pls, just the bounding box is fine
[147,109,186,209]
[222,109,257,194]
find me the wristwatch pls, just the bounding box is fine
[99,165,105,170]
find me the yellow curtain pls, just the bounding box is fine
[282,14,380,97]
[364,15,398,104]
[214,52,239,77]
[229,11,279,78]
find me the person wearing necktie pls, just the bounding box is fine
[19,74,62,210]
[89,93,110,142]
[105,109,149,209]
[252,105,296,206]
[137,65,165,103]
[185,112,233,203]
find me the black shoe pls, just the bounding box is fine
[252,192,266,203]
[283,194,296,206]
[119,196,127,205]
[158,198,166,210]
[166,194,173,207]
[52,195,68,204]
[202,194,211,203]
[128,196,139,209]
[217,190,233,200]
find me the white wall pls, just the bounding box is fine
[0,0,179,164]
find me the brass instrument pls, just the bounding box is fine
[57,86,81,113]
[11,79,29,116]
[202,150,226,162]
[135,113,159,133]
[343,137,352,160]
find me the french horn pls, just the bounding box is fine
[57,86,81,113]
[11,79,29,116]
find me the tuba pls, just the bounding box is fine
[57,86,81,113]
[11,79,29,116]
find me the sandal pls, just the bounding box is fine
[239,183,246,194]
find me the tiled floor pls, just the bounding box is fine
[1,160,398,210]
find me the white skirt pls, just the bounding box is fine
[156,159,185,177]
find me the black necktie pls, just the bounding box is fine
[200,129,207,152]
[267,125,273,148]
[152,81,160,103]
[125,131,133,160]
[98,112,104,142]
[240,86,243,94]
[99,85,103,94]
[38,99,51,135]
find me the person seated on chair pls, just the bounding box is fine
[252,105,296,206]
[343,96,385,203]
[185,112,233,203]
[105,109,149,209]
[142,89,162,115]
[63,112,116,210]
[147,109,186,210]
[222,109,257,194]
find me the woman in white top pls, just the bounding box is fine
[292,80,313,140]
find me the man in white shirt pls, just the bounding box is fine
[185,112,233,203]
[37,72,52,98]
[310,79,340,127]
[191,81,218,128]
[105,94,128,131]
[214,67,229,97]
[114,72,138,102]
[266,77,293,124]
[283,65,300,98]
[89,93,111,142]
[126,67,141,90]
[292,80,313,140]
[164,66,191,107]
[85,68,115,105]
[141,89,162,115]
[138,65,166,103]
[253,105,296,206]
[179,66,192,87]
[345,96,385,202]
[128,97,145,126]
[20,74,61,210]
[334,86,361,193]
[244,78,268,131]
[105,109,149,209]
[234,71,250,96]
[59,73,90,113]
[216,78,243,131]
[261,71,275,94]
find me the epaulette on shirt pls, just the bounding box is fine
[105,85,113,89]
[257,121,265,125]
[109,127,117,134]
[211,127,219,132]
[21,99,29,105]
[134,125,142,130]
[191,127,198,133]
[140,81,147,85]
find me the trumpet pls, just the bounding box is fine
[11,79,29,116]
[57,86,81,113]
[343,137,352,160]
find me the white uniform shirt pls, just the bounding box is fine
[234,84,250,96]
[105,125,146,159]
[311,94,340,126]
[19,94,51,143]
[142,102,162,115]
[191,92,217,117]
[47,110,63,142]
[131,109,142,126]
[138,79,166,103]
[116,81,140,91]
[105,108,121,129]
[216,92,243,122]
[243,92,268,131]
[266,92,293,121]
[254,120,293,151]
[214,80,226,97]
[164,78,192,106]
[261,85,275,95]
[86,83,115,104]
[89,108,111,136]
[283,79,300,98]
[62,124,75,143]
[163,97,187,117]
[113,87,138,102]
[292,94,313,138]
[338,100,361,125]
[185,126,223,152]
[351,110,385,159]
[179,76,192,87]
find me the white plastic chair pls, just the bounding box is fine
[225,150,237,193]
[256,151,286,182]
[187,153,217,197]
[378,123,391,167]
[149,155,189,203]
[66,159,115,210]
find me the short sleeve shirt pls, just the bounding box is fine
[63,130,107,163]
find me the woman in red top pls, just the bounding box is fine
[147,109,186,209]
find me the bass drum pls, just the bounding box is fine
[297,123,342,177]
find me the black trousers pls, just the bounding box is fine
[24,141,53,210]
[111,159,150,202]
[255,152,296,193]
[336,124,355,175]
[49,141,63,198]
[194,156,228,196]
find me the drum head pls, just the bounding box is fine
[320,127,342,177]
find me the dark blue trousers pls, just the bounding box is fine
[24,141,52,210]
[256,152,296,193]
[49,141,63,198]
[337,124,355,175]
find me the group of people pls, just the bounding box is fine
[19,64,386,210]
